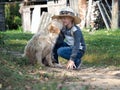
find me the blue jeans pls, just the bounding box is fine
[52,42,84,68]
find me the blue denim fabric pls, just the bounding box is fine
[52,42,69,63]
[52,42,84,68]
[57,46,84,68]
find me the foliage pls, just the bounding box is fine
[0,32,7,45]
[5,3,21,30]
[0,32,5,45]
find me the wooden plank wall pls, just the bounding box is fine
[48,3,66,16]
[38,12,52,32]
[69,0,79,15]
[0,4,5,31]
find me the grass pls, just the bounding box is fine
[0,29,120,90]
[83,29,120,67]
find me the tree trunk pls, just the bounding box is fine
[111,0,119,29]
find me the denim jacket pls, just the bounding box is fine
[53,25,86,61]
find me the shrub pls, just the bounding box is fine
[5,3,21,30]
[0,32,6,45]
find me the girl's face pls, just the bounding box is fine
[61,16,73,27]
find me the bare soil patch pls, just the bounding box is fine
[41,65,120,90]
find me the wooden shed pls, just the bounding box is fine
[20,0,83,33]
[21,0,120,33]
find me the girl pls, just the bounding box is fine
[52,7,86,70]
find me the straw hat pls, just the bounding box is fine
[52,7,81,24]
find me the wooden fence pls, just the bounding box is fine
[38,12,52,32]
[22,1,66,33]
[30,12,52,33]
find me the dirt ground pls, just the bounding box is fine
[39,64,120,90]
[4,50,120,90]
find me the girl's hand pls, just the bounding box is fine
[66,60,76,69]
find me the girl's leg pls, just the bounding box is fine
[57,47,84,69]
[57,47,72,60]
[52,42,69,63]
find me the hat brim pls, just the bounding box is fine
[52,15,81,24]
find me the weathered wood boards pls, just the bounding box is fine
[111,0,119,29]
[21,1,65,33]
[22,7,31,32]
[30,6,41,33]
[86,0,93,28]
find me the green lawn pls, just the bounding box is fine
[83,29,120,66]
[0,29,120,90]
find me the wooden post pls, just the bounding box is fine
[30,6,41,33]
[78,0,87,29]
[111,0,119,29]
[86,0,93,28]
[22,7,31,32]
